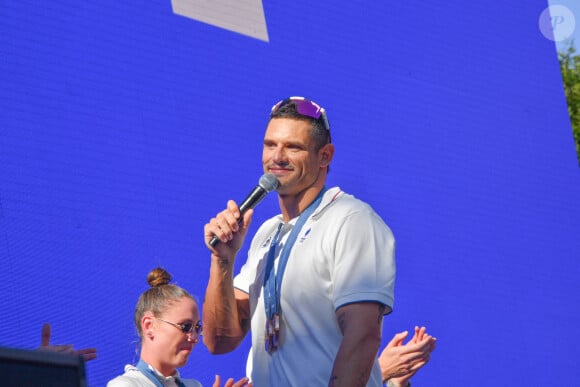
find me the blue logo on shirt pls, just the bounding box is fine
[299,228,311,243]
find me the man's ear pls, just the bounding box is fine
[319,143,335,167]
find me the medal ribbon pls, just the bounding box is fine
[137,358,186,387]
[263,187,326,351]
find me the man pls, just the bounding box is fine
[203,96,396,386]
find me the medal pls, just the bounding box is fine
[265,314,280,353]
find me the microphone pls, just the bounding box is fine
[209,173,279,247]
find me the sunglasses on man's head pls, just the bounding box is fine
[271,96,330,131]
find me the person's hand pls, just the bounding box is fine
[205,200,254,257]
[38,323,97,361]
[379,326,436,385]
[212,374,252,387]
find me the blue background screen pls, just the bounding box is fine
[1,1,579,385]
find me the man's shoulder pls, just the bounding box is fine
[320,187,393,235]
[321,187,375,215]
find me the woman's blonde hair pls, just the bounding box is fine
[134,267,193,338]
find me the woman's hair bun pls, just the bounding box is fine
[147,267,172,287]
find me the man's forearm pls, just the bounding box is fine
[202,253,246,353]
[329,302,385,386]
[329,334,381,386]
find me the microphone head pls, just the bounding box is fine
[259,173,279,193]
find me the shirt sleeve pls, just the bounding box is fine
[331,206,396,313]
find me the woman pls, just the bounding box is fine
[108,267,249,387]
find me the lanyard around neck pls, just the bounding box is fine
[137,358,186,387]
[263,187,327,319]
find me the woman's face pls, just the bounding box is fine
[148,297,200,376]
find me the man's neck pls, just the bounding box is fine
[279,184,326,221]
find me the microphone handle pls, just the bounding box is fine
[209,185,268,247]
